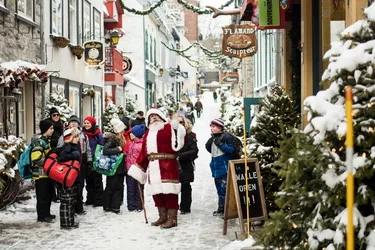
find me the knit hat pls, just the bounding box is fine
[84,116,96,127]
[120,116,132,131]
[145,107,167,127]
[49,107,60,117]
[131,124,145,138]
[68,115,80,125]
[39,119,54,134]
[111,118,126,133]
[210,118,225,129]
[63,128,80,142]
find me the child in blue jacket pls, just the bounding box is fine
[205,118,235,216]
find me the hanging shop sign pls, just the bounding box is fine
[123,56,133,74]
[182,72,188,78]
[259,0,280,27]
[83,41,105,67]
[220,72,239,84]
[222,24,257,59]
[240,0,288,30]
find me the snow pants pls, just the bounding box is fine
[60,185,77,227]
[86,169,104,206]
[35,178,54,220]
[153,194,179,210]
[104,174,125,210]
[180,183,192,212]
[214,176,227,212]
[126,175,144,211]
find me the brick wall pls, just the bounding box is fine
[184,0,198,41]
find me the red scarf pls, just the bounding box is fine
[83,127,101,140]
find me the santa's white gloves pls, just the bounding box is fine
[128,164,147,184]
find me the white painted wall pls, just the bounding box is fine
[179,35,197,97]
[118,0,146,111]
[44,0,104,87]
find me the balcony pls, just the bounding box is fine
[105,47,124,86]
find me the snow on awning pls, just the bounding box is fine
[0,60,49,86]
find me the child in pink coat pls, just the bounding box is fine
[125,124,146,212]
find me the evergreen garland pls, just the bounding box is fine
[119,0,235,16]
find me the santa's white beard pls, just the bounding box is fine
[149,121,165,131]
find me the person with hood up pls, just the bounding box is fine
[82,116,104,207]
[128,107,186,229]
[102,118,127,214]
[120,116,133,152]
[125,124,146,212]
[185,107,195,126]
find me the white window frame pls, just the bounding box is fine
[0,0,5,6]
[82,0,91,43]
[93,7,101,40]
[69,0,78,44]
[51,0,63,36]
[17,87,25,139]
[69,86,80,116]
[18,0,34,20]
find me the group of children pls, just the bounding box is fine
[31,113,146,229]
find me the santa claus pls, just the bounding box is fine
[128,107,186,228]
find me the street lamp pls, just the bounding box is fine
[159,67,164,77]
[110,30,120,46]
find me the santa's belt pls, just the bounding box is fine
[148,153,176,161]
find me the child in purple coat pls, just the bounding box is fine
[125,124,146,212]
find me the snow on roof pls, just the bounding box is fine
[1,60,46,71]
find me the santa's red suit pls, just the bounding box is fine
[128,108,186,211]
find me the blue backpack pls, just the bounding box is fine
[18,137,46,179]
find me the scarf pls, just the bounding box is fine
[83,126,101,140]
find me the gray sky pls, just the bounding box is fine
[198,0,235,38]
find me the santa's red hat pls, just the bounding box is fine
[145,107,167,127]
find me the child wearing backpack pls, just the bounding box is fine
[205,118,235,217]
[30,119,55,223]
[57,128,81,229]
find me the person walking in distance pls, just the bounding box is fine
[194,98,203,118]
[82,116,104,207]
[213,91,218,103]
[176,115,198,214]
[128,108,186,228]
[205,118,235,217]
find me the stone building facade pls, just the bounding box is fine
[0,0,44,141]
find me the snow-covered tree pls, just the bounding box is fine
[258,4,375,249]
[45,91,73,125]
[156,91,177,115]
[221,90,243,137]
[125,97,137,119]
[247,84,299,214]
[103,101,120,133]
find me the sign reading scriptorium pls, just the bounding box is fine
[222,24,257,59]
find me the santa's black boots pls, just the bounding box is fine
[151,207,168,226]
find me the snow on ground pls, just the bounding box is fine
[0,92,252,250]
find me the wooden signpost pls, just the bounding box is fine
[223,158,268,240]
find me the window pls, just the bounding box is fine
[150,36,153,63]
[18,87,25,138]
[18,0,33,20]
[69,0,78,44]
[93,8,101,40]
[83,0,91,42]
[51,82,65,96]
[94,90,102,129]
[69,86,80,116]
[154,39,156,65]
[51,0,63,36]
[145,31,148,60]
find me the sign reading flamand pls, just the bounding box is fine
[222,24,257,59]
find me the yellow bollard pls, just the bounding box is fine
[345,86,354,250]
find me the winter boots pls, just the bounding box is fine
[151,207,168,226]
[160,209,178,229]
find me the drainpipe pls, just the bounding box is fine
[275,30,282,86]
[40,0,46,118]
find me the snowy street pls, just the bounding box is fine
[0,93,245,250]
